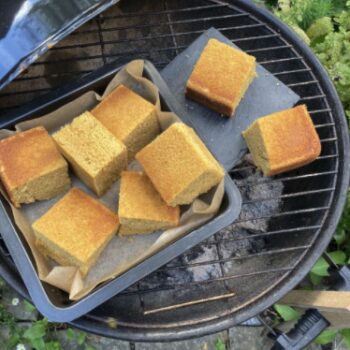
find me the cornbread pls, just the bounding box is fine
[186,38,257,117]
[118,171,180,235]
[32,188,119,276]
[242,105,321,176]
[91,85,160,161]
[53,111,127,196]
[0,127,70,208]
[136,123,225,206]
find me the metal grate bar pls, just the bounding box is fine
[321,137,338,143]
[215,225,322,243]
[120,267,294,296]
[242,187,335,205]
[158,242,316,270]
[233,206,330,224]
[233,34,279,42]
[233,169,338,187]
[14,70,93,82]
[273,68,312,76]
[259,57,302,65]
[299,94,326,101]
[315,123,335,129]
[165,0,180,56]
[29,38,299,69]
[228,245,312,260]
[54,25,274,51]
[287,80,318,87]
[246,45,292,53]
[101,4,231,19]
[309,108,331,114]
[82,13,252,34]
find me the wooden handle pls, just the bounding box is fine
[281,290,350,312]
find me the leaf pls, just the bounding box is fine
[66,328,75,340]
[334,229,347,246]
[311,257,330,276]
[77,332,87,345]
[23,300,36,313]
[341,329,350,348]
[314,329,337,345]
[273,304,300,321]
[309,272,324,286]
[28,337,46,350]
[23,321,47,340]
[215,338,226,350]
[45,341,63,350]
[328,250,346,265]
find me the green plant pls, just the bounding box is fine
[264,0,350,120]
[215,338,226,350]
[0,297,95,350]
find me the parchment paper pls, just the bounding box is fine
[0,60,225,300]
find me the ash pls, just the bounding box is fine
[133,157,284,290]
[218,157,284,258]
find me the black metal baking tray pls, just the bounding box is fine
[0,60,242,322]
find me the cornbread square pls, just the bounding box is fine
[242,105,321,176]
[186,38,256,117]
[0,127,70,208]
[118,171,180,235]
[53,111,127,196]
[136,123,225,206]
[91,85,160,161]
[32,188,119,276]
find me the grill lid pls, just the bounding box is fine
[0,0,120,90]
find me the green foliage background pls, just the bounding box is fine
[257,0,350,121]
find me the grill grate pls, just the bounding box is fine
[0,0,343,340]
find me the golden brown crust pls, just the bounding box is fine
[0,127,69,207]
[0,127,66,190]
[186,39,256,117]
[119,171,180,225]
[185,84,233,116]
[53,111,127,196]
[91,84,157,141]
[136,123,224,206]
[243,104,321,176]
[32,188,119,265]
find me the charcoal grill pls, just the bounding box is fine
[0,0,349,342]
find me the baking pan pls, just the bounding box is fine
[0,60,242,322]
[162,28,300,170]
